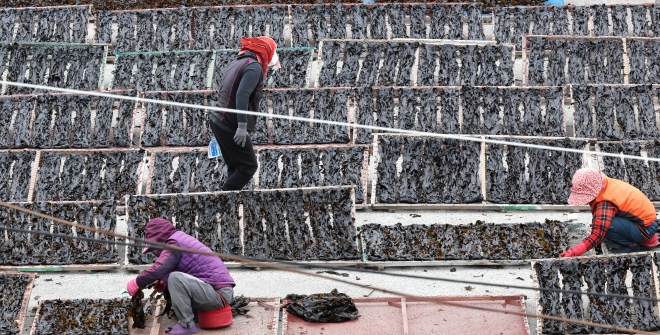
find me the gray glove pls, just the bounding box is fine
[234,122,248,147]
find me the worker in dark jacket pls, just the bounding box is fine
[561,168,659,257]
[209,36,280,191]
[126,218,235,335]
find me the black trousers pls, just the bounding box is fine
[209,120,258,191]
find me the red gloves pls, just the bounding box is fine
[560,242,589,258]
[153,280,167,293]
[126,278,139,296]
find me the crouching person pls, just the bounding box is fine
[126,218,235,335]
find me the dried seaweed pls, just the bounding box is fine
[5,205,31,265]
[309,5,327,44]
[437,45,458,86]
[184,93,207,147]
[572,85,594,138]
[151,151,173,195]
[34,152,61,201]
[572,6,589,36]
[217,192,243,255]
[116,12,136,52]
[231,8,248,48]
[523,89,543,136]
[479,45,498,86]
[446,5,462,40]
[329,4,346,39]
[546,40,565,86]
[629,40,647,84]
[590,5,609,36]
[460,45,479,86]
[631,6,649,37]
[117,150,143,199]
[258,149,279,190]
[605,257,633,329]
[357,44,382,86]
[369,5,386,39]
[211,8,232,49]
[544,87,564,137]
[280,149,299,189]
[502,88,522,136]
[376,137,400,204]
[456,222,483,260]
[0,10,16,42]
[461,86,481,134]
[429,4,446,40]
[375,87,394,132]
[409,4,426,39]
[95,10,112,44]
[134,12,153,52]
[190,52,212,90]
[605,40,624,84]
[319,42,339,87]
[192,8,211,50]
[417,44,436,86]
[354,87,374,144]
[35,299,130,334]
[300,149,322,188]
[630,255,660,331]
[164,93,184,146]
[534,260,565,334]
[440,88,460,134]
[348,5,366,40]
[494,8,511,44]
[306,189,338,260]
[262,191,291,260]
[587,40,606,84]
[527,37,546,86]
[378,42,399,86]
[269,6,286,46]
[417,88,437,133]
[595,86,622,140]
[486,144,507,203]
[291,5,308,47]
[241,193,268,258]
[532,7,551,36]
[615,87,638,139]
[141,94,163,147]
[173,9,191,50]
[638,86,660,139]
[512,8,530,49]
[338,42,361,87]
[100,151,122,200]
[397,42,418,86]
[286,189,317,260]
[481,87,501,135]
[622,142,650,194]
[466,4,484,40]
[649,41,660,84]
[388,4,406,39]
[271,90,291,145]
[312,89,331,144]
[600,143,625,181]
[611,5,628,36]
[399,137,422,204]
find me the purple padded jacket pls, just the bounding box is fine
[136,218,235,290]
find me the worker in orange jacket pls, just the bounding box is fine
[562,168,659,257]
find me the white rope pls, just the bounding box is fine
[1,80,658,163]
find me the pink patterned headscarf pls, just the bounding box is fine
[567,168,606,205]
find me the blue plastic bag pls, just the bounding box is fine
[208,138,222,159]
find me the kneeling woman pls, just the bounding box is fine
[126,218,235,335]
[562,168,659,257]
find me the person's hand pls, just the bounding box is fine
[234,123,248,147]
[126,278,139,296]
[560,242,588,258]
[153,280,167,293]
[560,249,575,257]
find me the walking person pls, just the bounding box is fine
[126,218,235,335]
[209,36,280,191]
[561,168,659,257]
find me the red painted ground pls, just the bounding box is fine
[283,296,530,335]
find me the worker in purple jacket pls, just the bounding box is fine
[126,218,235,335]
